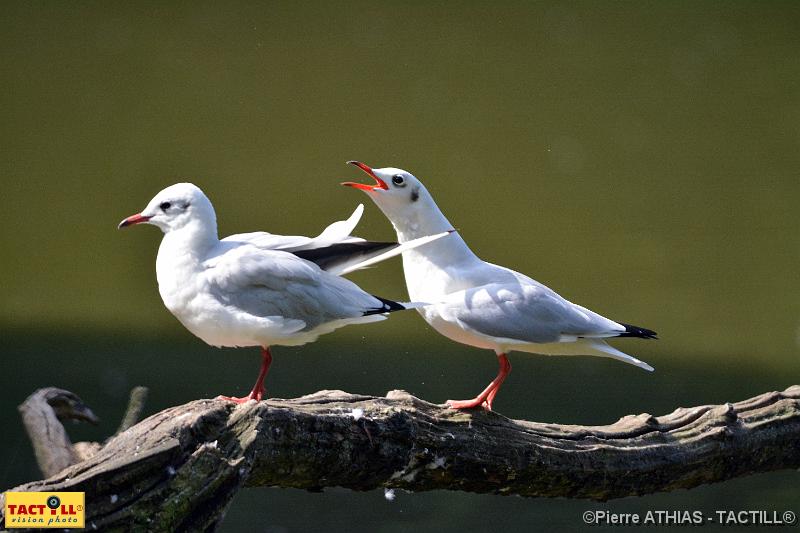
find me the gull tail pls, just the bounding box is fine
[616,323,658,339]
[586,340,655,372]
[363,295,428,316]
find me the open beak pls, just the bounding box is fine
[118,213,152,229]
[342,161,389,191]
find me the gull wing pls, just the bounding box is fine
[437,281,653,370]
[221,204,366,252]
[440,282,626,344]
[202,246,393,331]
[222,203,450,275]
[291,241,397,272]
[327,231,452,276]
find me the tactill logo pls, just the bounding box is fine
[3,491,85,529]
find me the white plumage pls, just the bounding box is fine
[345,162,657,411]
[119,182,446,402]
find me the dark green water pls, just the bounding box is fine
[2,1,799,531]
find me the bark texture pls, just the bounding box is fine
[2,385,799,531]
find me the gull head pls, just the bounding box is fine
[118,182,216,234]
[342,161,435,224]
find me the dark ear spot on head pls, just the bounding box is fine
[411,187,420,202]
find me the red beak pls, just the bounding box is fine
[118,213,152,229]
[342,161,389,191]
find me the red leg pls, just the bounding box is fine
[447,353,511,411]
[483,355,511,410]
[218,347,272,404]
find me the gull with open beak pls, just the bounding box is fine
[344,162,657,411]
[118,182,448,403]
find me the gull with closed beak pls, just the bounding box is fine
[344,162,656,411]
[118,182,448,403]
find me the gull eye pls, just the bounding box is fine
[160,202,172,211]
[392,175,406,187]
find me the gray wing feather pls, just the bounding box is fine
[441,282,623,344]
[203,246,382,330]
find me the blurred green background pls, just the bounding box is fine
[1,1,798,531]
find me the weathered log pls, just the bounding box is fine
[2,385,799,531]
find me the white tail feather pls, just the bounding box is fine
[588,340,654,371]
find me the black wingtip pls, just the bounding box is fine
[363,295,407,316]
[618,323,658,339]
[291,241,397,272]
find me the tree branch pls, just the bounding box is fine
[3,386,799,531]
[115,386,149,435]
[17,388,100,478]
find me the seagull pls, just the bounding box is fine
[118,182,447,403]
[343,162,657,411]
